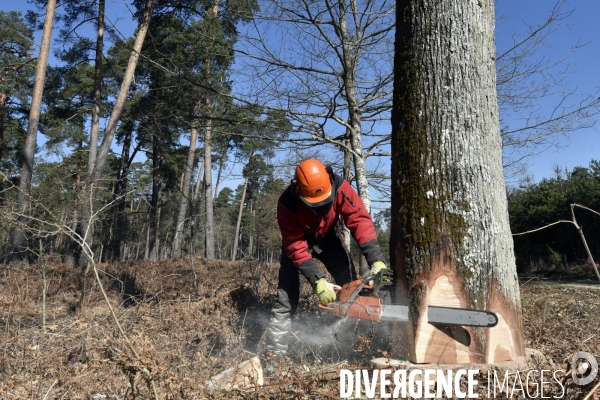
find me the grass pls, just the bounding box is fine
[0,259,598,399]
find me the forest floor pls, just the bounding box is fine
[0,259,599,399]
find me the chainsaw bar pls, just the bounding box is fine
[319,272,499,328]
[380,304,498,327]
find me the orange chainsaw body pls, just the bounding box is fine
[318,278,385,321]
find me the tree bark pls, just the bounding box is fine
[231,176,248,261]
[11,0,57,261]
[390,0,524,363]
[338,2,371,276]
[204,117,215,259]
[0,92,6,169]
[87,0,105,181]
[110,120,134,261]
[202,0,220,260]
[172,101,201,258]
[193,158,204,201]
[147,133,161,261]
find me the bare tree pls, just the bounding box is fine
[236,0,395,211]
[497,1,600,178]
[11,0,57,261]
[390,0,524,363]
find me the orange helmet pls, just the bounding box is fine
[294,159,333,205]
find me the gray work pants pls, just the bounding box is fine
[266,232,356,356]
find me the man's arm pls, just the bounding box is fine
[337,181,386,265]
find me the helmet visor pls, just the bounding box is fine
[299,189,334,216]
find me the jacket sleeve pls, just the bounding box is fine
[337,181,386,265]
[277,202,324,286]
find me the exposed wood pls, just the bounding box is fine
[391,0,524,363]
[207,357,263,390]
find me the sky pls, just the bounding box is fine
[1,0,599,188]
[494,0,600,184]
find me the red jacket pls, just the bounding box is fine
[277,169,385,285]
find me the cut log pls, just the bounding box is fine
[207,356,263,390]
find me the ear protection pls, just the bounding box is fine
[291,178,299,196]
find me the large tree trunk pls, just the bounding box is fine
[172,102,201,259]
[11,0,57,261]
[74,0,155,267]
[390,0,524,363]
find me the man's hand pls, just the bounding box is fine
[370,261,393,283]
[314,278,340,305]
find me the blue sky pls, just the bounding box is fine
[1,0,599,187]
[495,0,600,183]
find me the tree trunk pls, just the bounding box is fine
[64,144,83,266]
[0,92,6,171]
[11,0,57,261]
[193,158,204,201]
[231,176,248,261]
[204,117,215,259]
[172,102,201,258]
[338,4,371,276]
[147,134,161,261]
[110,120,134,261]
[87,0,105,181]
[341,137,353,251]
[75,0,155,267]
[213,154,225,200]
[390,0,524,363]
[202,0,220,259]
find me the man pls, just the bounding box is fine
[266,158,389,357]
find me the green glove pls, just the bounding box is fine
[370,261,392,283]
[371,261,387,273]
[314,278,340,305]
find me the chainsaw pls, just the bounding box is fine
[318,270,498,328]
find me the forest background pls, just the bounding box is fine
[0,0,600,272]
